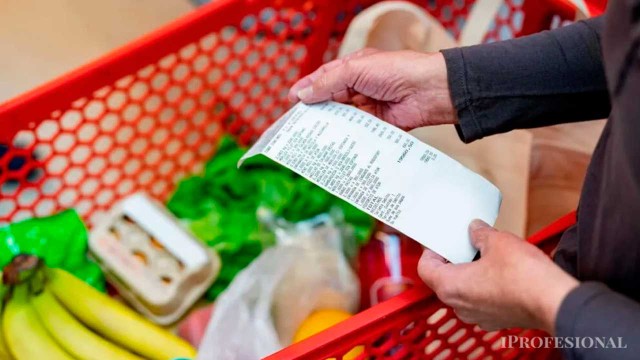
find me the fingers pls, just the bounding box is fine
[288,48,378,103]
[351,94,370,106]
[288,58,343,102]
[299,62,357,104]
[468,219,498,252]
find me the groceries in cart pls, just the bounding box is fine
[358,224,424,309]
[0,102,503,359]
[0,134,379,359]
[167,136,374,300]
[89,192,221,325]
[0,101,502,358]
[293,309,363,359]
[0,215,196,360]
[197,213,360,359]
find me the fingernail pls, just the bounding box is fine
[297,86,313,101]
[469,219,489,231]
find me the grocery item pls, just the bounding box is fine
[0,255,196,360]
[178,303,214,348]
[268,214,360,344]
[0,280,12,360]
[357,224,423,309]
[3,285,73,360]
[31,289,143,360]
[90,192,220,325]
[197,213,359,360]
[0,210,105,291]
[293,309,364,360]
[45,267,196,360]
[292,309,352,342]
[168,136,373,300]
[338,1,456,56]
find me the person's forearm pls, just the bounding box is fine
[555,282,640,359]
[442,16,610,142]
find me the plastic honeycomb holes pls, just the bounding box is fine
[1,1,573,358]
[0,7,312,227]
[0,1,577,231]
[320,0,479,64]
[425,0,476,38]
[483,0,527,42]
[319,304,548,359]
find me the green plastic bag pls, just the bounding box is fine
[167,136,374,300]
[0,210,105,292]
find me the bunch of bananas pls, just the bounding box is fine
[0,256,196,360]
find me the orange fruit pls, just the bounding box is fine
[293,309,364,360]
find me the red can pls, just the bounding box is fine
[357,223,425,309]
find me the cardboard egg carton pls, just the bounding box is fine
[90,192,220,325]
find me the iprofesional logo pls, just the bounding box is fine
[502,336,628,349]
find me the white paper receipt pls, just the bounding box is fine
[239,101,501,263]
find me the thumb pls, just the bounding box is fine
[417,249,450,290]
[468,219,497,252]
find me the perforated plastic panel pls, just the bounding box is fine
[425,0,477,38]
[321,0,478,61]
[0,0,587,359]
[483,0,527,42]
[318,302,558,360]
[266,211,579,360]
[0,0,579,227]
[265,288,561,360]
[0,1,324,227]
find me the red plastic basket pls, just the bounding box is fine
[0,0,597,358]
[266,212,577,360]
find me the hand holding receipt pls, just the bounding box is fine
[239,101,501,263]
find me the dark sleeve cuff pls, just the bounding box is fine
[555,282,640,360]
[555,282,610,338]
[441,48,486,143]
[440,18,608,143]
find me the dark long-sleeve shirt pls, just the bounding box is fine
[441,1,640,359]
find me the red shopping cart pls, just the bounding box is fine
[266,211,577,359]
[0,0,599,358]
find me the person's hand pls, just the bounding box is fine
[418,220,579,334]
[288,49,457,130]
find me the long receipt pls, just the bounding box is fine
[239,101,501,263]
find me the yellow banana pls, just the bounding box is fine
[0,323,12,360]
[32,288,144,360]
[0,274,11,359]
[0,318,14,360]
[46,268,196,360]
[0,303,13,360]
[3,285,74,360]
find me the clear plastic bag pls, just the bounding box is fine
[197,213,360,360]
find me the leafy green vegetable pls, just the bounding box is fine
[167,136,373,300]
